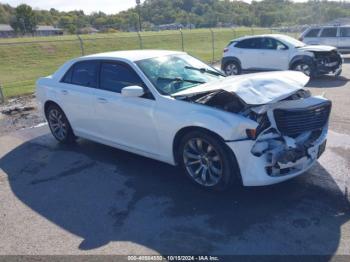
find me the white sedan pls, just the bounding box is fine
[36,50,331,190]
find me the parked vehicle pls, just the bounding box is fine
[222,34,342,77]
[300,25,350,54]
[36,50,331,190]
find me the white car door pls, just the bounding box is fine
[318,27,339,47]
[258,37,290,70]
[58,60,101,137]
[92,61,161,156]
[234,37,265,70]
[302,28,321,45]
[339,27,350,52]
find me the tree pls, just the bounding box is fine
[10,4,37,35]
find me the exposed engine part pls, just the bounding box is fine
[193,90,247,113]
[282,89,311,101]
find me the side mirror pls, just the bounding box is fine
[121,85,145,97]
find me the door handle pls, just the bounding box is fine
[97,97,108,104]
[61,90,68,95]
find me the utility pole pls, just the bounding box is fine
[136,0,142,32]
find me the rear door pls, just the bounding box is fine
[318,27,339,47]
[234,37,264,70]
[339,27,350,52]
[58,60,100,137]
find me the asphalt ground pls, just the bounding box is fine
[0,58,350,258]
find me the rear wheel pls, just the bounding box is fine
[179,131,237,191]
[224,61,241,76]
[46,104,75,144]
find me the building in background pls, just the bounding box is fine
[34,26,63,36]
[0,24,15,38]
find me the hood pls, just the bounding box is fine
[173,71,310,105]
[298,45,337,52]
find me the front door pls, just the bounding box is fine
[93,61,160,156]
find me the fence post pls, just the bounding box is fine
[232,28,236,38]
[76,34,84,56]
[209,28,215,63]
[0,83,4,105]
[137,31,143,49]
[179,29,184,51]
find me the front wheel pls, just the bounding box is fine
[291,62,315,77]
[179,131,237,191]
[46,104,76,144]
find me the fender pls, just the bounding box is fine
[221,56,242,71]
[289,55,315,69]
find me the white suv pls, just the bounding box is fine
[300,25,350,54]
[221,34,342,77]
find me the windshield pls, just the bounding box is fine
[136,54,223,95]
[278,35,306,47]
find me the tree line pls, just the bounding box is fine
[1,0,350,34]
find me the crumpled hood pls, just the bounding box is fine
[173,71,310,105]
[298,45,337,52]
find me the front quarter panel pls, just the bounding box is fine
[154,97,258,164]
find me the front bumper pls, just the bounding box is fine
[227,128,328,186]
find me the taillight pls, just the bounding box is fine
[223,47,229,53]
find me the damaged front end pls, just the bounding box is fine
[312,50,342,76]
[189,87,331,185]
[246,95,331,180]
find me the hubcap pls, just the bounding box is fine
[295,64,311,76]
[48,109,67,141]
[183,138,223,187]
[225,63,238,75]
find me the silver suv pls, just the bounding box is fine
[300,25,350,54]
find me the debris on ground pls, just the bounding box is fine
[0,94,46,136]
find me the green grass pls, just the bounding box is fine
[0,27,273,98]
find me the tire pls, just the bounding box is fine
[224,60,241,76]
[178,130,238,191]
[46,104,76,144]
[291,61,315,77]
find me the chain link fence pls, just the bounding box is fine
[0,27,301,98]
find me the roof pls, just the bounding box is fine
[0,24,14,31]
[36,25,63,31]
[84,50,185,62]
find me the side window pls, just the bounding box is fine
[305,28,320,37]
[340,27,350,37]
[235,38,260,49]
[260,38,288,50]
[71,61,99,88]
[61,66,73,83]
[320,28,337,37]
[100,62,144,93]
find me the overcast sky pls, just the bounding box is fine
[1,0,344,15]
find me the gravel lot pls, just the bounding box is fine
[0,58,350,257]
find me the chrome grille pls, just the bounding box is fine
[274,102,331,136]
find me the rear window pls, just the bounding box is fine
[235,38,260,49]
[340,27,350,37]
[320,28,337,37]
[305,28,320,37]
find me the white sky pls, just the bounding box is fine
[1,0,347,15]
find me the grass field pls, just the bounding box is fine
[0,27,277,98]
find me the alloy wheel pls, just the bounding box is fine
[183,138,223,187]
[225,63,238,75]
[48,109,68,141]
[295,63,311,76]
